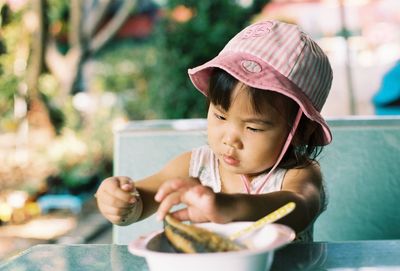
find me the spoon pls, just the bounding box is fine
[229,202,296,241]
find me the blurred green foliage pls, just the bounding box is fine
[147,0,266,118]
[0,4,25,132]
[93,40,158,120]
[0,0,269,195]
[0,76,17,124]
[90,0,268,120]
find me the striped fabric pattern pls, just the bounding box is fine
[188,20,333,145]
[221,21,332,112]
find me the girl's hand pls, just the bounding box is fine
[95,176,142,225]
[155,178,233,224]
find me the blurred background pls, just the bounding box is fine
[1,0,399,261]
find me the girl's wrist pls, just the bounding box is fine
[220,193,251,222]
[119,189,143,226]
[215,192,241,223]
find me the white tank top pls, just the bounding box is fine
[189,145,287,193]
[189,145,319,242]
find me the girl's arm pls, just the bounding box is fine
[134,151,194,220]
[229,162,323,233]
[96,151,193,225]
[156,162,323,234]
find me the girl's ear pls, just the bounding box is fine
[292,119,318,146]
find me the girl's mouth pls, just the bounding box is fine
[223,154,240,166]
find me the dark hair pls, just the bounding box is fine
[207,68,323,169]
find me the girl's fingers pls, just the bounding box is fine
[155,178,205,221]
[181,185,213,208]
[100,188,134,208]
[180,186,225,223]
[102,177,137,204]
[168,187,213,223]
[156,191,183,221]
[169,208,190,221]
[99,203,132,217]
[118,176,135,192]
[154,178,187,202]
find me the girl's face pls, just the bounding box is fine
[207,84,289,177]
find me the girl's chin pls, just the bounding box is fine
[220,164,248,176]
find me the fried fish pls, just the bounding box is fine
[163,214,244,253]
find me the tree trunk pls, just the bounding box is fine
[45,0,138,97]
[27,0,55,135]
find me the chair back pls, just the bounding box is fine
[314,117,400,241]
[113,117,400,244]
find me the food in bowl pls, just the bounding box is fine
[164,214,244,253]
[129,218,295,271]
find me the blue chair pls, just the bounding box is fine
[373,61,400,115]
[314,117,400,241]
[113,117,400,244]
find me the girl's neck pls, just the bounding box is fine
[218,162,274,193]
[217,162,247,193]
[244,166,273,179]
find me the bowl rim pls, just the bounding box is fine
[128,222,295,259]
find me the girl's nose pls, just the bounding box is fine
[223,132,242,149]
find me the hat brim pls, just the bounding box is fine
[188,51,332,145]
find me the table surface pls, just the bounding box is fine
[1,240,400,271]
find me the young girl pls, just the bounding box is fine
[95,20,333,241]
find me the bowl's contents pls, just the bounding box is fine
[163,214,244,253]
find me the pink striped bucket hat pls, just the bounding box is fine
[188,20,333,145]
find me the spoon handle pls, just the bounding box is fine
[229,202,296,241]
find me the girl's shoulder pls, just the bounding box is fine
[189,145,216,175]
[191,145,214,160]
[289,160,321,174]
[162,145,214,177]
[283,161,322,188]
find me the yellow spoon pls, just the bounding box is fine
[229,202,296,241]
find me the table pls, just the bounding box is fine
[1,240,400,271]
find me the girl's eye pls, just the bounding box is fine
[214,113,226,120]
[247,127,264,132]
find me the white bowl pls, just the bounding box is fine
[128,222,295,271]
